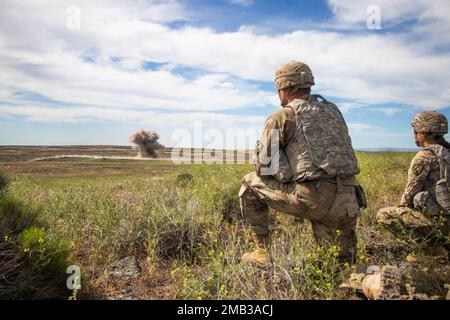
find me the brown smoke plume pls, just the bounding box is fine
[129,129,164,158]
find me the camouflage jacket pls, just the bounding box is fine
[400,149,441,206]
[255,106,295,180]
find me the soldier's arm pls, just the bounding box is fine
[400,150,434,206]
[255,107,295,176]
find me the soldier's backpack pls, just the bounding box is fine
[423,144,450,213]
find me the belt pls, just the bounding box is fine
[318,176,359,186]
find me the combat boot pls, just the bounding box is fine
[242,234,270,267]
[362,265,401,300]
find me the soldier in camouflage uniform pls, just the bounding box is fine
[342,111,450,300]
[377,111,450,253]
[239,61,364,266]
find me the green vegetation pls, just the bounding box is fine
[0,166,70,299]
[1,152,449,299]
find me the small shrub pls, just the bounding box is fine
[156,221,209,261]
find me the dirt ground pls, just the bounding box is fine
[3,160,170,177]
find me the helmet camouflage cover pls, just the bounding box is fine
[411,111,448,134]
[274,61,315,90]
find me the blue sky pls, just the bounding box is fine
[1,0,450,149]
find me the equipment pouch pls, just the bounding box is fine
[434,177,450,213]
[355,185,367,209]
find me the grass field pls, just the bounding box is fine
[1,147,449,300]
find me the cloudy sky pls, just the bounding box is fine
[1,0,450,149]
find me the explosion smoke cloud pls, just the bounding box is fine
[129,129,164,158]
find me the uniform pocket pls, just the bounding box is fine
[330,187,360,218]
[295,181,322,210]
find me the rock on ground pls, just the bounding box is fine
[107,256,140,281]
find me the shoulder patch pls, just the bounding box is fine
[413,164,424,176]
[420,149,435,157]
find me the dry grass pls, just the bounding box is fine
[1,150,449,300]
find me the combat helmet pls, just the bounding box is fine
[411,111,448,134]
[274,61,315,90]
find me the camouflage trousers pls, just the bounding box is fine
[377,193,450,247]
[239,172,361,263]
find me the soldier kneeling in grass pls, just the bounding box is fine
[343,111,450,300]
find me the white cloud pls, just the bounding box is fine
[327,0,427,28]
[347,122,411,148]
[229,0,255,7]
[0,103,265,148]
[348,122,408,138]
[238,25,271,34]
[0,0,449,146]
[348,122,376,133]
[371,107,403,116]
[337,102,367,113]
[0,48,273,111]
[326,0,450,49]
[0,104,265,126]
[4,1,450,108]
